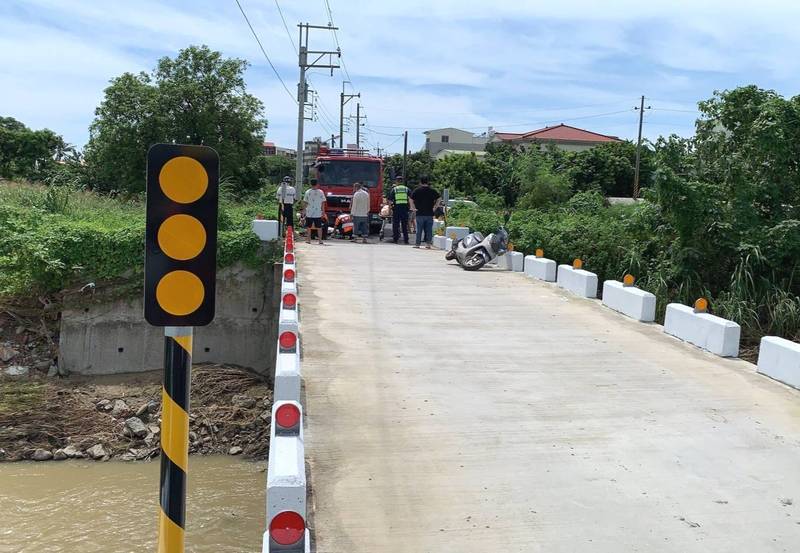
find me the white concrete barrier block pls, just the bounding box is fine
[602,280,656,322]
[663,304,740,357]
[445,237,453,251]
[252,219,279,241]
[497,251,524,271]
[445,226,469,241]
[757,336,800,389]
[274,352,301,402]
[266,415,305,521]
[524,256,557,281]
[556,265,598,298]
[281,280,297,296]
[279,308,299,335]
[433,235,446,249]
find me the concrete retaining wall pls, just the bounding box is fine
[497,251,524,271]
[757,336,800,389]
[59,264,281,376]
[663,304,740,357]
[602,280,656,322]
[524,256,556,281]
[556,265,598,298]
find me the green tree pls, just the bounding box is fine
[382,150,435,186]
[0,117,65,179]
[432,153,493,198]
[568,141,654,197]
[85,45,267,194]
[241,155,295,189]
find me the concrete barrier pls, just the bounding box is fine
[524,256,557,281]
[274,338,301,402]
[757,336,800,390]
[253,219,280,241]
[663,304,740,357]
[445,226,469,241]
[433,235,446,249]
[278,304,299,335]
[264,400,307,552]
[445,237,453,251]
[556,265,598,298]
[433,220,444,233]
[497,251,524,271]
[602,280,656,322]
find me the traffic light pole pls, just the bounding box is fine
[295,23,340,199]
[158,325,193,553]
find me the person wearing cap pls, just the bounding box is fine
[302,178,327,245]
[350,181,371,244]
[387,175,411,244]
[275,176,297,230]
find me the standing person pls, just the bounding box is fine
[350,181,371,244]
[276,176,297,230]
[302,178,327,245]
[410,176,441,249]
[387,176,410,244]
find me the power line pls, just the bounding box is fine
[323,0,353,84]
[273,0,297,54]
[233,0,296,104]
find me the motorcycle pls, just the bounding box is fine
[446,228,509,271]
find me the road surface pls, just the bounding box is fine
[298,240,800,553]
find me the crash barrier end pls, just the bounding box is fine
[663,303,740,357]
[602,280,656,322]
[253,219,280,241]
[557,264,598,298]
[497,251,524,272]
[524,255,557,281]
[757,336,800,390]
[445,226,469,241]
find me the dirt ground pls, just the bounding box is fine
[0,364,272,462]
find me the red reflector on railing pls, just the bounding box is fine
[275,403,301,429]
[284,253,295,264]
[279,331,297,351]
[269,511,305,546]
[284,269,295,282]
[283,293,297,309]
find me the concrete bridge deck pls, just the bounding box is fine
[299,240,800,553]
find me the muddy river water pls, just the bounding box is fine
[0,456,266,553]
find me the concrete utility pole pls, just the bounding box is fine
[633,95,651,199]
[295,22,340,198]
[339,81,359,148]
[356,103,361,149]
[402,130,408,183]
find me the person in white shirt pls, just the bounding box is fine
[302,179,327,244]
[275,176,297,230]
[350,182,371,244]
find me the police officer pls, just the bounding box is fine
[275,176,297,230]
[388,176,411,244]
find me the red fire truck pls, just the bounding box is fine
[311,147,384,233]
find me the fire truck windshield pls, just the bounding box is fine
[316,160,380,187]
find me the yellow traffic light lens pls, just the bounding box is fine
[158,214,207,260]
[159,156,208,203]
[156,270,205,316]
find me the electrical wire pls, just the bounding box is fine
[323,0,353,84]
[273,0,297,55]
[233,0,296,104]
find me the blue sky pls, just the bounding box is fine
[2,0,800,154]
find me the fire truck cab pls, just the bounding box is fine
[311,147,384,233]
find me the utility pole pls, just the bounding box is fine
[295,23,340,198]
[633,95,651,199]
[356,103,361,149]
[339,81,359,148]
[402,130,408,183]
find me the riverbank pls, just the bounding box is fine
[0,364,272,462]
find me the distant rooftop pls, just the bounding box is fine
[494,124,620,143]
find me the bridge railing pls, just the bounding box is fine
[263,227,310,553]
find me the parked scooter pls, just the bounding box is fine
[445,228,509,270]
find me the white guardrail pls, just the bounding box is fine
[260,226,310,553]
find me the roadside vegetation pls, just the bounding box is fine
[434,86,800,353]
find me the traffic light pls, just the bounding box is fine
[145,144,219,327]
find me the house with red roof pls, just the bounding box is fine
[490,124,620,152]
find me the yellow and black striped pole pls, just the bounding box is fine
[158,325,192,553]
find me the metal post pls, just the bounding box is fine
[158,326,193,553]
[339,91,345,148]
[402,130,408,183]
[295,32,307,200]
